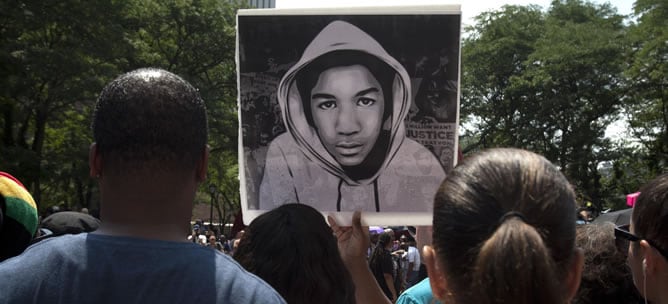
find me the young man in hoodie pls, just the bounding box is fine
[260,20,445,212]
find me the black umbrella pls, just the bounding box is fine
[592,208,633,226]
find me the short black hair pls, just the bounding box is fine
[91,68,207,172]
[296,50,395,127]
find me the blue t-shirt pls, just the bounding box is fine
[396,277,442,304]
[0,233,285,304]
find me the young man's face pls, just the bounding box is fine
[310,64,385,167]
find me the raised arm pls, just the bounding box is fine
[328,211,392,304]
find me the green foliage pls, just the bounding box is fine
[1,0,129,209]
[0,0,246,215]
[462,0,631,211]
[461,5,545,151]
[624,0,668,174]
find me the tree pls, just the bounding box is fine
[0,0,130,207]
[0,0,246,214]
[461,0,627,211]
[625,0,668,174]
[460,5,545,153]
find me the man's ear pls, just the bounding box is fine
[195,147,209,183]
[639,240,660,276]
[89,143,102,178]
[565,247,584,302]
[423,245,448,300]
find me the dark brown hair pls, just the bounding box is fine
[234,203,355,304]
[632,173,668,254]
[432,148,577,304]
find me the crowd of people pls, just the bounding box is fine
[186,222,243,255]
[0,68,666,304]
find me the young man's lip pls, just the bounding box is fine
[336,142,362,148]
[335,143,363,155]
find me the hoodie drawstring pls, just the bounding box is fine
[373,180,380,212]
[336,179,343,212]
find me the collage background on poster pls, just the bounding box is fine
[238,13,461,211]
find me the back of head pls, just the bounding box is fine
[234,203,355,304]
[574,223,643,304]
[632,173,668,256]
[91,68,207,175]
[432,148,576,304]
[0,172,38,261]
[370,231,393,267]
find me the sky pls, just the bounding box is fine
[276,0,634,28]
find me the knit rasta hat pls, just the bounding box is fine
[0,171,38,261]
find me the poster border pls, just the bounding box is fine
[236,5,462,226]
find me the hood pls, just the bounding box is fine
[277,20,412,185]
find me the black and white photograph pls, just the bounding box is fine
[237,7,461,224]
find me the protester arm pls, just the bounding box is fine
[328,211,392,304]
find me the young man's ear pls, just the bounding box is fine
[423,245,448,300]
[639,240,661,276]
[565,247,584,302]
[195,147,209,183]
[89,143,102,178]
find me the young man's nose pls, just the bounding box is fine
[335,105,360,135]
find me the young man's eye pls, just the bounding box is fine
[357,97,376,107]
[316,100,337,110]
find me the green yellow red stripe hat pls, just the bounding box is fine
[0,171,38,261]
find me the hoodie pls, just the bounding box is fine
[259,20,445,212]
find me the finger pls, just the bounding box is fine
[352,210,362,231]
[327,215,339,230]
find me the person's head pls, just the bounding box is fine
[90,68,208,182]
[369,230,394,271]
[369,231,380,245]
[405,235,416,247]
[233,203,355,304]
[296,50,395,168]
[574,222,643,304]
[208,235,217,247]
[31,211,101,244]
[579,208,593,222]
[0,172,38,262]
[378,231,393,249]
[424,148,583,304]
[624,173,668,302]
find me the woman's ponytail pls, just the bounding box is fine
[472,217,563,304]
[431,149,578,304]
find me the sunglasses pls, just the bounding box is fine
[614,224,668,260]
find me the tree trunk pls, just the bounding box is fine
[2,104,14,146]
[30,107,48,203]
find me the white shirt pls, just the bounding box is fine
[406,246,420,271]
